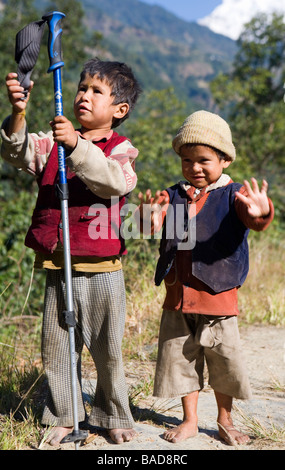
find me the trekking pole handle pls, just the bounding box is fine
[43,11,66,185]
[42,11,65,72]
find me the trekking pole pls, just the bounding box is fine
[42,11,87,449]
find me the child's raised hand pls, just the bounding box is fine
[138,189,169,233]
[235,178,270,218]
[6,72,33,113]
[138,189,169,212]
[138,189,160,206]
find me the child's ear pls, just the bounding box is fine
[114,102,129,119]
[222,158,232,169]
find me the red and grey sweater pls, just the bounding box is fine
[1,119,139,257]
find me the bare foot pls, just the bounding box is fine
[108,428,136,444]
[45,426,73,446]
[218,422,250,446]
[163,419,198,443]
[215,391,251,446]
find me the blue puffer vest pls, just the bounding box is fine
[154,182,249,293]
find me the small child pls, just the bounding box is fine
[1,58,141,445]
[138,110,274,446]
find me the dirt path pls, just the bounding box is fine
[40,324,285,451]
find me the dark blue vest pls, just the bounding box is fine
[154,182,249,293]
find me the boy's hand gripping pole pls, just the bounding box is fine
[42,11,87,449]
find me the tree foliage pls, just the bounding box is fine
[211,13,285,224]
[124,87,186,194]
[0,0,97,317]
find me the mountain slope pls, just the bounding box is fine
[83,0,235,54]
[80,0,236,109]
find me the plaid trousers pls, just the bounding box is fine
[41,269,134,429]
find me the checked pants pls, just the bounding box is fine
[40,269,134,429]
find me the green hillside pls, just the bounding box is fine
[78,0,237,110]
[15,0,236,109]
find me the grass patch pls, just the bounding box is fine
[0,335,44,450]
[239,232,285,325]
[234,405,285,448]
[123,240,164,362]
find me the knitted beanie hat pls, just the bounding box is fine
[172,110,236,161]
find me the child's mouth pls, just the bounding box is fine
[78,105,90,112]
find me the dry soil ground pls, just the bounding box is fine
[39,324,285,452]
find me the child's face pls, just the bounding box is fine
[180,144,231,188]
[73,73,128,133]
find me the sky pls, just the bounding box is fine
[141,0,221,22]
[141,0,285,39]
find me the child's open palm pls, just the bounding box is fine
[235,178,270,218]
[138,189,169,233]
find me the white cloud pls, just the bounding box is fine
[198,0,285,40]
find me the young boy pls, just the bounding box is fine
[138,110,274,446]
[1,58,141,445]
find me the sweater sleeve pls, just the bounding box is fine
[65,137,138,199]
[235,185,274,231]
[0,115,53,176]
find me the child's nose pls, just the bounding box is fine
[82,88,92,100]
[192,162,201,172]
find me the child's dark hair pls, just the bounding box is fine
[79,57,142,128]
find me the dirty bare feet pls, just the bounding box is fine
[108,428,136,444]
[45,426,73,446]
[163,419,198,443]
[214,391,250,446]
[164,391,199,443]
[218,422,250,446]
